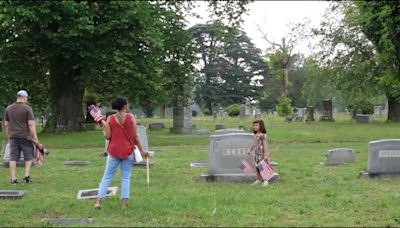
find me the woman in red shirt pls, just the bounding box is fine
[94,97,148,209]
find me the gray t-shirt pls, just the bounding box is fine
[5,102,34,139]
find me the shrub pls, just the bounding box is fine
[203,108,211,116]
[276,95,293,117]
[225,104,241,117]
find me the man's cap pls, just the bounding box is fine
[17,90,29,97]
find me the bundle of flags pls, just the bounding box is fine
[88,105,105,124]
[256,159,275,181]
[240,159,254,176]
[33,142,49,167]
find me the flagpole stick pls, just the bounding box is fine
[146,156,150,189]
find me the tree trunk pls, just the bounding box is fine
[45,57,85,132]
[160,105,166,119]
[387,94,400,122]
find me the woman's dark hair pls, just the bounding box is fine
[253,119,267,134]
[111,96,128,111]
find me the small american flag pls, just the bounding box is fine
[240,159,254,176]
[88,105,105,123]
[257,160,275,181]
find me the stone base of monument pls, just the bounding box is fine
[169,127,196,134]
[0,190,26,199]
[199,173,280,183]
[358,171,400,179]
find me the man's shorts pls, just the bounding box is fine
[9,138,34,161]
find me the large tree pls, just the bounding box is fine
[190,22,267,113]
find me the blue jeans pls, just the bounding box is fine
[98,153,134,199]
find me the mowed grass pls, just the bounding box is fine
[1,114,400,227]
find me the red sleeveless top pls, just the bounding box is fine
[107,114,135,159]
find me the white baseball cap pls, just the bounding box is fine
[17,90,29,97]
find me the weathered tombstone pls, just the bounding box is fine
[63,161,91,166]
[320,148,355,166]
[199,133,279,182]
[239,104,247,119]
[238,125,247,131]
[45,218,94,225]
[77,186,118,199]
[170,106,195,134]
[306,106,315,122]
[148,122,164,131]
[214,128,244,135]
[196,129,210,135]
[215,124,225,130]
[360,139,400,178]
[355,114,369,123]
[2,140,26,168]
[319,99,334,121]
[0,190,26,199]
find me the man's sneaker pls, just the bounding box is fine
[23,176,32,183]
[11,179,18,185]
[251,180,261,185]
[262,181,269,187]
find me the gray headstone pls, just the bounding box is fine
[196,129,210,135]
[368,139,400,174]
[45,218,94,225]
[209,133,254,176]
[321,148,355,166]
[0,190,26,199]
[215,124,225,130]
[355,114,369,123]
[214,128,244,135]
[63,161,91,166]
[170,106,194,134]
[77,186,118,199]
[320,99,334,121]
[148,122,164,131]
[2,140,28,168]
[239,105,247,119]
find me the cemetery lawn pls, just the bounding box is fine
[1,114,400,227]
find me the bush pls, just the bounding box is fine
[203,108,211,116]
[225,104,241,117]
[348,101,374,115]
[276,95,293,117]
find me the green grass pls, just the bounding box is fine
[1,114,400,227]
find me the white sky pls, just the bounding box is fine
[187,1,330,56]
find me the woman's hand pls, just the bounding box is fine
[141,151,149,158]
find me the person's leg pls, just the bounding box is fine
[95,154,120,207]
[20,139,34,183]
[9,138,21,183]
[120,153,134,208]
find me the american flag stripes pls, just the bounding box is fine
[88,105,105,123]
[240,159,254,176]
[256,160,275,181]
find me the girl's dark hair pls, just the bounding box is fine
[253,119,267,134]
[111,96,128,111]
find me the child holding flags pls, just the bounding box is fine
[247,119,273,187]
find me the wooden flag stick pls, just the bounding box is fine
[266,144,283,160]
[146,156,150,188]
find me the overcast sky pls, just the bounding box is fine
[187,1,331,56]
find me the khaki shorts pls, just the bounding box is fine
[9,138,34,161]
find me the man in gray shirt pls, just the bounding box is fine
[4,90,40,184]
